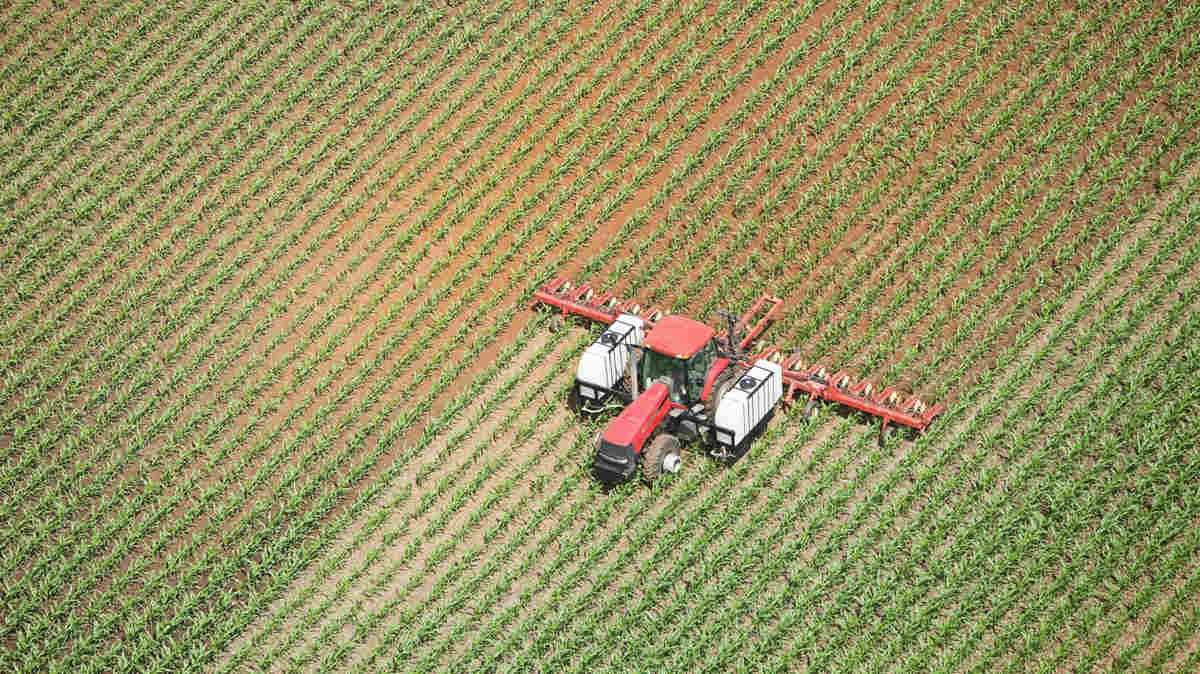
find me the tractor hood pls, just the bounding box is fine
[601,382,670,450]
[593,382,671,484]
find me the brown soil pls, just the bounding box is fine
[3,0,146,160]
[7,0,1198,670]
[570,417,865,670]
[218,327,575,669]
[4,19,338,434]
[354,15,925,655]
[672,0,955,312]
[343,336,584,668]
[98,0,528,525]
[5,3,275,331]
[605,115,1200,673]
[794,0,1166,400]
[1154,587,1200,673]
[204,7,758,662]
[593,1,843,301]
[0,1,523,652]
[893,183,1200,671]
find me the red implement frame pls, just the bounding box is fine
[758,349,944,432]
[733,294,782,349]
[533,277,782,336]
[532,277,668,327]
[534,277,943,433]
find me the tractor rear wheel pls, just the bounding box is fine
[642,434,681,483]
[706,366,743,419]
[879,424,897,446]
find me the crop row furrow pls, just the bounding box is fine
[0,0,255,285]
[0,3,490,592]
[1,0,520,652]
[108,0,816,665]
[638,3,1180,666]
[222,0,715,662]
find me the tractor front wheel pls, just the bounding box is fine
[642,434,681,483]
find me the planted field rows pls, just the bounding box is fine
[0,0,1197,671]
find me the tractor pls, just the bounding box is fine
[534,278,943,484]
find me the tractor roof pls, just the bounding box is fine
[643,314,715,359]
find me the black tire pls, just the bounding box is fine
[706,366,743,418]
[642,434,680,483]
[567,386,582,415]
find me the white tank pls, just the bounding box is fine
[713,360,783,449]
[576,314,644,400]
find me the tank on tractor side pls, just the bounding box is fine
[575,314,644,405]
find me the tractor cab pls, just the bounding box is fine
[640,315,720,406]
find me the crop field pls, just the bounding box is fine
[1,0,1198,671]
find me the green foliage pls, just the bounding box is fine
[2,0,1198,671]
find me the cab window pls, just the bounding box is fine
[641,349,686,403]
[685,340,717,403]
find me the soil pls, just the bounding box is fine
[901,170,1200,672]
[0,2,503,655]
[78,6,408,534]
[6,0,1199,670]
[366,11,917,654]
[591,1,842,306]
[429,6,1132,652]
[85,0,527,544]
[544,22,1200,666]
[787,0,1166,403]
[5,3,270,337]
[207,7,792,647]
[218,327,576,668]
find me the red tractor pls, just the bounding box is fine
[534,278,943,484]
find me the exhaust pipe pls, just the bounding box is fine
[629,344,639,399]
